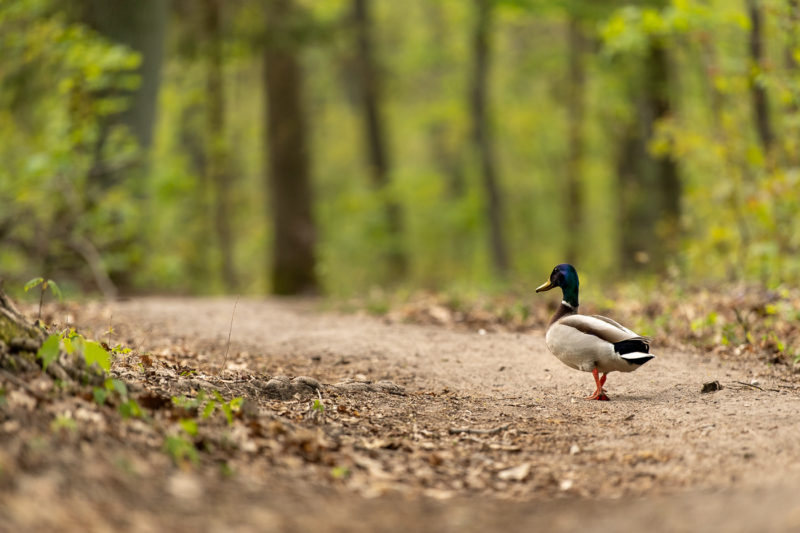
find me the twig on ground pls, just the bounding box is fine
[218,295,239,375]
[734,380,764,391]
[448,423,510,435]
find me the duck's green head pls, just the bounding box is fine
[535,263,579,307]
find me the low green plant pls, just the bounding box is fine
[171,390,243,426]
[164,435,199,467]
[164,417,203,467]
[91,378,143,419]
[37,329,112,374]
[330,465,350,479]
[179,418,199,437]
[24,277,62,322]
[50,413,77,434]
[312,398,325,413]
[219,461,235,477]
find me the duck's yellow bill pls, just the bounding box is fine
[535,280,554,292]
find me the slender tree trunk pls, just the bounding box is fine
[565,17,586,266]
[616,115,651,270]
[263,0,318,295]
[617,41,680,272]
[352,0,407,279]
[645,42,681,265]
[785,0,800,168]
[83,0,167,154]
[423,1,465,198]
[747,0,774,153]
[81,0,167,294]
[786,0,799,71]
[179,101,214,287]
[205,0,237,291]
[471,0,509,277]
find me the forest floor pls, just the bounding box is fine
[2,296,800,532]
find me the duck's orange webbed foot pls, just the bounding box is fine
[587,368,611,401]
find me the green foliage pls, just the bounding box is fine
[172,390,243,426]
[38,329,113,377]
[3,0,800,295]
[37,334,60,372]
[164,391,242,466]
[83,341,111,373]
[0,0,142,291]
[50,413,78,434]
[24,277,61,299]
[25,277,62,320]
[92,378,142,419]
[179,418,199,437]
[312,398,325,413]
[330,465,350,480]
[164,435,199,466]
[600,0,800,284]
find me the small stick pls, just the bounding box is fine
[38,285,45,322]
[448,423,510,435]
[734,380,764,391]
[219,295,240,375]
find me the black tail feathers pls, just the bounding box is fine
[614,338,650,355]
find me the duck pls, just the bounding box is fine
[535,264,654,400]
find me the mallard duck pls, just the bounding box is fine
[535,264,654,401]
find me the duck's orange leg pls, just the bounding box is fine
[587,368,610,401]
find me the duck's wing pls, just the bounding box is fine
[557,314,644,344]
[589,315,645,339]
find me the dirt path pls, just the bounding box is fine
[4,297,800,531]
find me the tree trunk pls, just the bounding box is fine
[616,116,652,270]
[179,100,214,287]
[352,0,407,280]
[423,1,465,198]
[617,41,680,272]
[645,42,681,265]
[747,0,774,153]
[205,0,237,291]
[565,17,586,266]
[471,0,509,278]
[83,0,167,154]
[263,0,318,295]
[786,0,799,71]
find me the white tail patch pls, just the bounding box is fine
[620,352,655,365]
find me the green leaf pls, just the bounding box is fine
[62,337,75,355]
[164,435,199,466]
[93,386,108,405]
[37,334,60,372]
[202,401,216,419]
[179,418,198,437]
[24,277,44,292]
[221,403,233,425]
[46,280,62,300]
[119,399,142,419]
[83,341,111,373]
[111,379,128,398]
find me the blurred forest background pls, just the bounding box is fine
[1,0,799,299]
